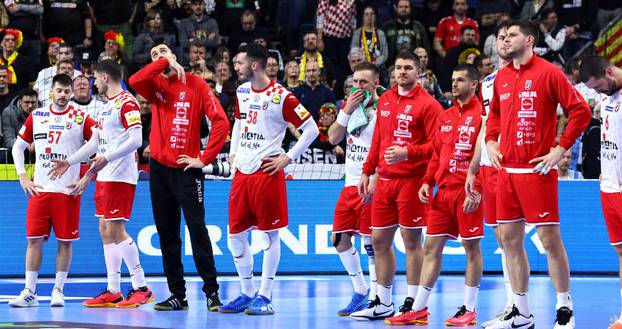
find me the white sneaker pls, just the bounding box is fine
[349,296,395,321]
[50,287,65,307]
[482,305,513,327]
[488,306,534,329]
[9,288,39,307]
[554,306,575,329]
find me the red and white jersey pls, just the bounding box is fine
[600,89,622,193]
[70,97,107,121]
[344,106,376,187]
[479,70,497,167]
[96,90,142,184]
[234,80,311,174]
[18,105,96,194]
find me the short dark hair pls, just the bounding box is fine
[95,59,123,81]
[454,64,481,82]
[496,20,513,37]
[18,87,37,100]
[57,59,74,68]
[52,74,73,88]
[58,43,73,53]
[474,54,490,68]
[240,43,268,69]
[508,20,539,45]
[540,8,557,20]
[353,61,380,78]
[152,41,173,53]
[460,25,476,35]
[579,55,613,83]
[563,57,582,76]
[395,50,420,67]
[190,40,206,51]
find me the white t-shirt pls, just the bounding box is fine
[600,89,622,193]
[343,105,376,187]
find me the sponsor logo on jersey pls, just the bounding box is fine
[124,111,142,126]
[65,122,72,129]
[49,125,65,130]
[179,92,186,101]
[38,152,67,161]
[249,104,261,110]
[238,87,251,94]
[605,105,615,112]
[483,73,496,82]
[33,111,50,117]
[464,116,473,126]
[500,93,511,101]
[54,116,62,123]
[525,80,532,90]
[294,105,309,120]
[441,125,452,132]
[272,94,281,104]
[404,105,412,114]
[261,101,269,110]
[34,133,47,140]
[155,91,165,103]
[381,110,390,117]
[253,95,260,102]
[74,114,84,124]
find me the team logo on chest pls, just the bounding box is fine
[525,80,532,90]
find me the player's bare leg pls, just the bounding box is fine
[333,232,370,316]
[49,240,72,306]
[401,228,423,299]
[26,238,43,274]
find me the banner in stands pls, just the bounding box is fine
[0,180,614,276]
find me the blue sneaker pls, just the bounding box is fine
[218,294,254,313]
[338,290,370,316]
[244,295,275,315]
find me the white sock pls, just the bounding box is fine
[555,291,573,310]
[25,271,38,292]
[118,238,147,289]
[464,285,479,312]
[501,250,514,308]
[230,233,255,297]
[338,246,368,295]
[377,284,392,305]
[54,271,68,291]
[362,237,377,301]
[258,231,280,299]
[413,286,432,311]
[514,292,530,315]
[407,285,419,299]
[103,243,122,294]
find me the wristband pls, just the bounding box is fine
[336,111,351,127]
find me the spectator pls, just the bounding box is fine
[34,43,80,105]
[558,149,584,180]
[284,59,301,90]
[520,0,554,21]
[177,0,219,63]
[99,30,127,66]
[417,0,450,50]
[39,59,75,107]
[554,0,595,61]
[266,54,280,82]
[439,25,480,92]
[185,41,214,81]
[534,8,566,65]
[475,54,493,77]
[2,87,36,150]
[90,0,134,60]
[212,45,231,67]
[433,0,479,58]
[40,37,64,70]
[310,102,344,161]
[0,65,16,112]
[0,2,8,26]
[0,29,31,91]
[388,64,396,88]
[42,0,92,47]
[133,9,177,68]
[292,60,335,122]
[299,30,335,88]
[474,0,512,46]
[226,9,265,53]
[596,0,622,32]
[483,13,511,66]
[76,48,96,81]
[335,75,353,109]
[414,46,450,108]
[68,75,104,120]
[382,0,430,64]
[351,6,388,68]
[214,61,232,96]
[136,93,152,164]
[5,0,43,70]
[316,0,357,81]
[132,0,178,35]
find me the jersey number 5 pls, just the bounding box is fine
[48,131,62,144]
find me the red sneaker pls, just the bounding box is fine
[609,320,622,329]
[384,298,428,325]
[83,290,123,307]
[116,287,155,308]
[445,305,477,326]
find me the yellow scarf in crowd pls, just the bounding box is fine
[0,51,18,84]
[361,27,377,62]
[299,51,324,81]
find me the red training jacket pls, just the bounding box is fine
[485,54,591,169]
[129,58,230,169]
[362,84,442,179]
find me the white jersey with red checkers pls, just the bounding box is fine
[96,90,142,184]
[18,104,96,194]
[600,89,622,193]
[234,80,311,174]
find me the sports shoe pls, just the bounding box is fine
[482,305,513,327]
[488,305,534,329]
[609,319,622,329]
[116,287,155,308]
[384,298,428,325]
[83,290,123,307]
[153,295,189,311]
[9,288,38,307]
[445,305,477,326]
[207,291,222,311]
[219,294,254,313]
[350,295,395,321]
[554,306,575,329]
[50,288,65,307]
[244,295,275,315]
[338,290,370,316]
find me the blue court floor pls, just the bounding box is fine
[0,274,618,328]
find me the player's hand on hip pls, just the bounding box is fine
[465,171,478,200]
[463,192,481,214]
[486,141,502,169]
[48,159,70,180]
[228,154,237,174]
[418,183,430,204]
[384,146,408,164]
[85,156,108,177]
[530,145,565,175]
[18,174,41,197]
[68,175,90,197]
[177,154,206,171]
[261,154,290,175]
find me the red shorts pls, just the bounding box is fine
[229,170,288,234]
[427,187,484,240]
[333,186,372,236]
[481,166,499,226]
[496,170,559,225]
[26,192,81,241]
[94,181,136,221]
[371,176,427,229]
[601,191,622,245]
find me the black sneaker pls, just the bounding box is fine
[554,306,575,328]
[398,297,414,314]
[154,295,189,311]
[207,291,222,312]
